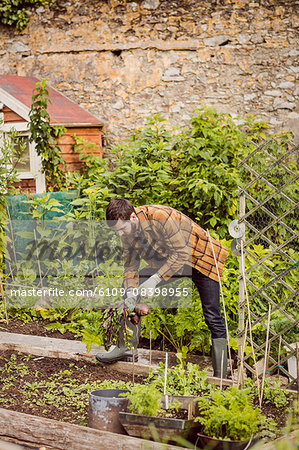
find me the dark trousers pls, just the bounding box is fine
[139,265,227,339]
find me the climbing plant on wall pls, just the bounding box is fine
[28,79,67,191]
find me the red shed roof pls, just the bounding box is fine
[0,74,103,126]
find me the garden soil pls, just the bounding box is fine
[0,319,77,341]
[0,348,289,433]
[0,321,290,434]
[0,349,145,426]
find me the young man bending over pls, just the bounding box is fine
[96,198,228,377]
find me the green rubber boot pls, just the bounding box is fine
[96,317,140,364]
[212,338,228,378]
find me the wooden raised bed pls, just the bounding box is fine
[0,408,186,450]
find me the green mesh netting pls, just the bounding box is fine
[6,190,78,220]
[4,190,79,278]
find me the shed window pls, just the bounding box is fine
[1,119,45,193]
[12,135,30,172]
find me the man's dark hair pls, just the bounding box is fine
[106,198,135,225]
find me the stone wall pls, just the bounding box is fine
[1,0,298,144]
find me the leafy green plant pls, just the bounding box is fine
[146,360,213,397]
[195,386,268,441]
[69,186,112,221]
[0,0,54,30]
[28,79,67,190]
[21,194,66,221]
[163,398,182,418]
[263,379,289,409]
[122,384,162,416]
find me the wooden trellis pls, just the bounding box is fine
[234,139,298,388]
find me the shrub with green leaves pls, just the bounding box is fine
[71,108,266,236]
[195,386,269,441]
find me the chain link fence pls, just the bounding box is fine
[235,138,298,389]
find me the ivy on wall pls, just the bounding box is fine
[0,0,54,30]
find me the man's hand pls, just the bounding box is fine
[124,287,138,311]
[134,303,150,316]
[128,303,150,325]
[139,273,161,299]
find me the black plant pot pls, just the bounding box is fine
[119,411,193,442]
[195,432,257,450]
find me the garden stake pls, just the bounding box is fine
[207,230,234,382]
[266,342,271,376]
[133,347,136,386]
[296,343,299,403]
[164,352,168,410]
[187,401,193,420]
[6,206,17,267]
[33,229,45,298]
[0,274,8,324]
[237,319,248,389]
[150,330,152,366]
[261,304,271,406]
[240,240,262,406]
[7,262,14,283]
[278,335,282,377]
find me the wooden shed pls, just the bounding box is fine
[0,74,104,193]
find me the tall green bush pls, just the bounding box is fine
[70,108,267,237]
